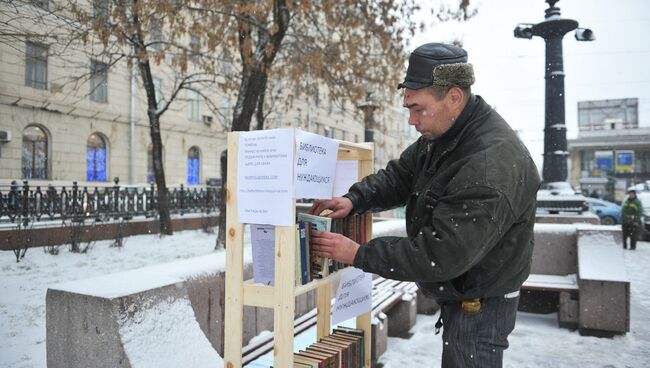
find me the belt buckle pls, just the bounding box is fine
[461,299,481,313]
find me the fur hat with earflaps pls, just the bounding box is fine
[398,43,475,90]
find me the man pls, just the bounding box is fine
[622,189,643,250]
[309,43,540,367]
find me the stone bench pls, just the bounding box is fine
[46,253,317,368]
[576,226,630,336]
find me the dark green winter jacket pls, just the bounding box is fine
[346,95,541,302]
[622,197,643,225]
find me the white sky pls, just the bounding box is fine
[411,0,650,169]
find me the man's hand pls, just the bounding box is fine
[310,230,360,265]
[308,197,353,218]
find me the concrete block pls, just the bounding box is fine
[577,229,630,335]
[532,224,577,275]
[46,280,220,368]
[46,288,131,368]
[371,312,388,363]
[416,289,439,315]
[385,293,417,337]
[535,213,600,225]
[558,291,578,330]
[578,280,629,335]
[184,273,226,355]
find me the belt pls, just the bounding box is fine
[461,290,521,313]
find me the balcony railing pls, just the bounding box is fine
[0,179,221,225]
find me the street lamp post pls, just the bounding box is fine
[514,0,594,183]
[357,92,379,143]
[357,92,379,171]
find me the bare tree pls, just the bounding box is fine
[194,0,476,249]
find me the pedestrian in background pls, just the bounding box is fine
[622,189,643,250]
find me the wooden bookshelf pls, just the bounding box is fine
[224,132,374,368]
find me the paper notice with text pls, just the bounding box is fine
[294,130,339,199]
[332,268,373,325]
[250,224,275,285]
[237,128,294,226]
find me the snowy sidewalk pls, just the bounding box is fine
[1,231,649,367]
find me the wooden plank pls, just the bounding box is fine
[243,280,274,308]
[295,275,333,296]
[356,311,372,368]
[224,132,245,368]
[273,225,297,368]
[316,281,332,340]
[337,149,373,161]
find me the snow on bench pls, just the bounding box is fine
[522,273,578,292]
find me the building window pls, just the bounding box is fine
[86,133,107,181]
[93,0,109,21]
[187,146,200,185]
[22,126,48,179]
[187,89,200,121]
[150,19,163,51]
[25,42,48,90]
[147,144,154,183]
[90,61,108,103]
[29,0,48,9]
[153,78,164,109]
[190,35,200,61]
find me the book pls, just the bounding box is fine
[297,213,332,279]
[317,337,350,368]
[300,349,334,368]
[298,221,309,285]
[333,327,365,368]
[294,352,323,368]
[293,353,325,368]
[310,343,343,368]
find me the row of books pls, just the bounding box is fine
[295,213,368,286]
[290,327,366,368]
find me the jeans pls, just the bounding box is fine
[440,294,519,368]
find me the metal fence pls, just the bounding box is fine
[0,179,221,225]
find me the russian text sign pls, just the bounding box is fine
[237,128,294,226]
[332,268,373,325]
[294,130,339,199]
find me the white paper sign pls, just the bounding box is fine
[238,128,294,226]
[332,268,373,325]
[250,224,275,285]
[294,130,339,199]
[333,160,359,197]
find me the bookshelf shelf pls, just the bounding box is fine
[224,131,373,368]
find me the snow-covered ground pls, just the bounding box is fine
[0,230,220,368]
[1,230,649,367]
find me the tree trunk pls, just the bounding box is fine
[215,149,227,249]
[138,58,173,235]
[255,74,268,130]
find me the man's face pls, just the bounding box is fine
[403,87,455,140]
[630,192,637,199]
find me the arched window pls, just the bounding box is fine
[22,125,48,179]
[86,133,107,181]
[147,143,154,183]
[187,146,200,185]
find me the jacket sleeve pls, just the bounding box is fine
[344,141,419,214]
[352,185,516,282]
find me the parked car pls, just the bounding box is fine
[584,197,622,225]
